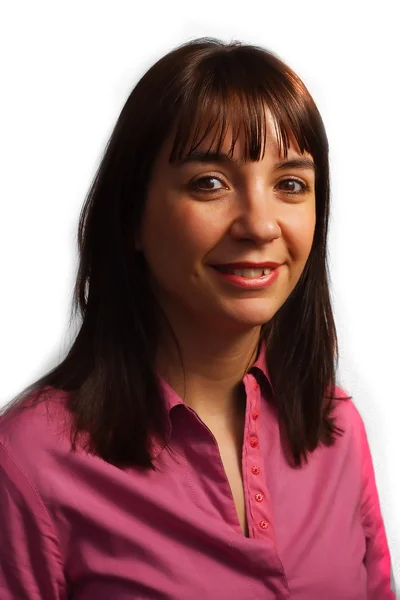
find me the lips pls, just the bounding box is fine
[210,262,280,289]
[211,261,282,282]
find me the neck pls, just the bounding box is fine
[156,314,261,424]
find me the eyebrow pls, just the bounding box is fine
[176,151,315,172]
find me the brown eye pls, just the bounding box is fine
[277,178,309,194]
[190,176,226,193]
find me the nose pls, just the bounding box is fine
[229,189,282,245]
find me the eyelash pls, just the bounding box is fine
[190,176,310,196]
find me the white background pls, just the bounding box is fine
[1,0,399,589]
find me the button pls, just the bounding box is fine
[255,492,264,502]
[251,411,259,420]
[251,465,260,475]
[260,520,269,529]
[253,381,259,391]
[249,436,258,448]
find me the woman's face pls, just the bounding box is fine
[138,113,316,333]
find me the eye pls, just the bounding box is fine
[276,178,310,195]
[190,176,227,193]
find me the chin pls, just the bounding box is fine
[218,304,279,329]
[236,314,276,328]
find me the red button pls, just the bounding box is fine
[253,381,259,391]
[260,520,269,529]
[255,492,264,502]
[251,465,260,475]
[251,411,259,420]
[249,436,258,448]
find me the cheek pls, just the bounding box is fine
[179,209,222,256]
[282,205,316,263]
[140,198,223,274]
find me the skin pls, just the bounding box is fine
[138,109,316,536]
[138,110,316,424]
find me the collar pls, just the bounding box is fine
[250,337,273,390]
[150,337,273,458]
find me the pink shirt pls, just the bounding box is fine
[0,351,395,599]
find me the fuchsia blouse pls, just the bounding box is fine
[0,348,395,599]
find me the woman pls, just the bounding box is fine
[0,37,395,599]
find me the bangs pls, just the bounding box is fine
[168,53,316,166]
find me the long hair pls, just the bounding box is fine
[1,37,348,469]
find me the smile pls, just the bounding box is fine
[214,266,271,279]
[211,265,280,289]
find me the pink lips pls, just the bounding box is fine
[211,263,280,289]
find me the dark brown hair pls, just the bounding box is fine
[1,37,349,469]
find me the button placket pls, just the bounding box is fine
[244,374,272,538]
[249,436,258,448]
[248,377,261,478]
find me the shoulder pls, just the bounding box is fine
[330,384,367,440]
[314,384,370,472]
[0,386,81,542]
[0,386,74,473]
[329,385,378,493]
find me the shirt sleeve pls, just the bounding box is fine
[0,442,67,600]
[358,416,396,599]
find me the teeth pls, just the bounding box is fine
[232,268,271,278]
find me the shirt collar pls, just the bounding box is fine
[249,337,273,390]
[151,336,273,458]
